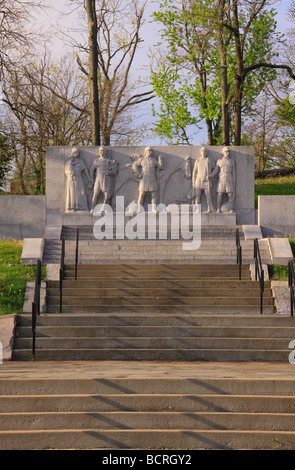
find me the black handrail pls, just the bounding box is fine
[236,228,242,280]
[32,259,42,360]
[288,260,295,317]
[254,238,264,314]
[75,228,79,280]
[59,237,65,313]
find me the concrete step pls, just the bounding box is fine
[15,324,294,340]
[1,427,295,450]
[12,348,291,361]
[45,305,275,314]
[14,336,293,351]
[47,280,261,289]
[46,287,272,298]
[46,296,274,307]
[62,267,252,277]
[1,374,295,449]
[16,313,293,327]
[2,411,295,432]
[0,376,294,395]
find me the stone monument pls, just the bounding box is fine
[45,145,255,238]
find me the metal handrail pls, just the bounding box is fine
[32,259,42,359]
[59,237,65,313]
[289,260,295,317]
[254,238,264,314]
[236,228,242,280]
[75,228,79,280]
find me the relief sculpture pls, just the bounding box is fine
[191,146,216,213]
[65,147,92,212]
[208,146,235,213]
[90,146,118,213]
[131,146,164,212]
[64,145,236,215]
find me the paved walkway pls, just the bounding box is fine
[1,361,295,380]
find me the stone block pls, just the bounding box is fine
[44,226,62,240]
[243,225,263,240]
[268,237,293,265]
[271,281,291,315]
[21,238,45,265]
[0,315,16,361]
[22,281,47,313]
[0,195,46,239]
[258,196,295,237]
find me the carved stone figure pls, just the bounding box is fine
[208,146,235,213]
[191,147,216,213]
[90,146,118,213]
[131,146,164,212]
[65,147,92,212]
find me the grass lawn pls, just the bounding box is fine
[269,238,295,282]
[255,175,295,281]
[0,239,46,315]
[255,175,295,208]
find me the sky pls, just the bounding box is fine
[35,0,294,146]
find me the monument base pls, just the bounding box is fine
[200,212,236,226]
[62,210,236,226]
[44,210,237,240]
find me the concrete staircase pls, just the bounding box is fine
[42,224,272,265]
[1,373,295,449]
[12,263,293,362]
[8,226,294,450]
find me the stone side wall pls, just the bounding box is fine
[258,195,295,237]
[0,195,46,240]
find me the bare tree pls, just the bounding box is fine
[1,54,91,193]
[72,0,154,145]
[0,0,44,75]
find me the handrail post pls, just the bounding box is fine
[239,246,242,281]
[32,258,41,360]
[254,239,258,281]
[236,228,242,280]
[260,268,264,315]
[289,260,294,317]
[59,237,65,313]
[75,228,79,280]
[254,238,264,314]
[32,302,36,359]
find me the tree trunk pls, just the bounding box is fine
[85,0,100,146]
[217,0,230,146]
[232,0,243,146]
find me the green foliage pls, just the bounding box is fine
[150,0,284,144]
[150,67,203,144]
[276,98,295,127]
[0,240,46,315]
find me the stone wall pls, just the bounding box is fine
[258,195,295,237]
[0,195,46,240]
